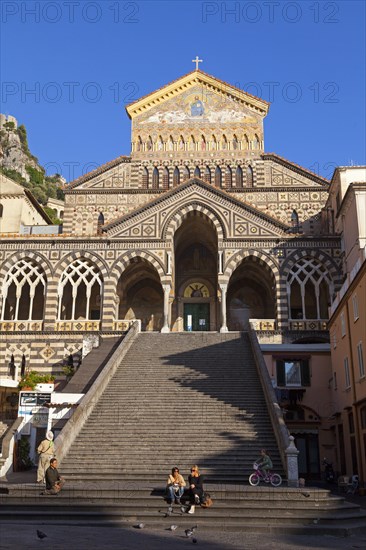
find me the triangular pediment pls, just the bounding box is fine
[104,179,289,240]
[126,70,269,121]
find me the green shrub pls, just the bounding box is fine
[18,371,55,390]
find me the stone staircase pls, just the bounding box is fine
[1,331,365,533]
[60,332,283,482]
[62,336,122,394]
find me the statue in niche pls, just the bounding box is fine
[191,97,204,117]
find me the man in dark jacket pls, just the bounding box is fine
[44,458,65,495]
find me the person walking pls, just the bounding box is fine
[44,458,65,495]
[188,465,204,514]
[37,431,55,484]
[167,467,186,505]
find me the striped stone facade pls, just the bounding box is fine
[0,69,344,376]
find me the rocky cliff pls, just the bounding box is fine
[0,114,65,208]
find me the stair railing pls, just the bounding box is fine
[55,320,141,464]
[247,322,290,476]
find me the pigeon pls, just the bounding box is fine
[36,530,47,540]
[301,491,310,498]
[169,524,178,531]
[135,523,145,529]
[185,528,194,538]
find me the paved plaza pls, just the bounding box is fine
[1,522,366,550]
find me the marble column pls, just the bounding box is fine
[161,284,171,333]
[219,283,228,333]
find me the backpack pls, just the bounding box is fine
[201,492,213,508]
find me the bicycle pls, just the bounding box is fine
[248,462,282,487]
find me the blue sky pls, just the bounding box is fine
[1,0,365,181]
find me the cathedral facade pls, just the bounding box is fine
[0,69,342,370]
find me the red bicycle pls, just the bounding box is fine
[249,462,282,487]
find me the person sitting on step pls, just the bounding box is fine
[44,458,65,495]
[167,467,186,505]
[188,465,204,514]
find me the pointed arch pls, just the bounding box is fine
[286,257,333,320]
[142,166,149,188]
[152,167,159,188]
[1,259,47,321]
[200,135,206,151]
[246,165,253,187]
[215,166,222,187]
[97,212,104,235]
[221,135,228,150]
[253,134,260,150]
[183,166,190,181]
[194,166,201,178]
[223,249,280,283]
[243,135,249,150]
[157,135,164,152]
[136,136,142,152]
[204,166,211,184]
[235,166,243,188]
[163,202,226,242]
[146,135,153,151]
[173,166,180,186]
[167,135,174,151]
[232,135,239,150]
[57,258,103,321]
[211,135,217,150]
[110,251,166,287]
[225,166,232,188]
[178,135,185,151]
[189,135,196,151]
[162,166,169,189]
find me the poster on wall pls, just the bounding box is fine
[187,315,192,331]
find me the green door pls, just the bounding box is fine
[184,303,210,331]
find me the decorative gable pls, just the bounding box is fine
[104,179,288,240]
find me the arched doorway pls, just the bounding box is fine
[172,212,218,331]
[117,258,163,331]
[227,257,276,330]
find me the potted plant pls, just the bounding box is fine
[18,371,55,391]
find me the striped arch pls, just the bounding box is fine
[53,251,109,280]
[0,251,53,282]
[281,249,341,284]
[110,251,165,286]
[279,250,342,328]
[163,201,226,242]
[0,252,52,323]
[223,249,279,284]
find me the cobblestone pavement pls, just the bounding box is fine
[1,523,366,550]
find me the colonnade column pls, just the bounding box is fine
[219,283,228,333]
[161,284,171,333]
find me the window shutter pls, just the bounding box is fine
[276,361,285,386]
[301,360,311,386]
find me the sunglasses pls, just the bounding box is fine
[191,469,197,472]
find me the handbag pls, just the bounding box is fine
[201,492,213,508]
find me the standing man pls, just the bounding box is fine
[37,431,55,484]
[44,458,65,495]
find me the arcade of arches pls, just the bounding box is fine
[1,247,332,333]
